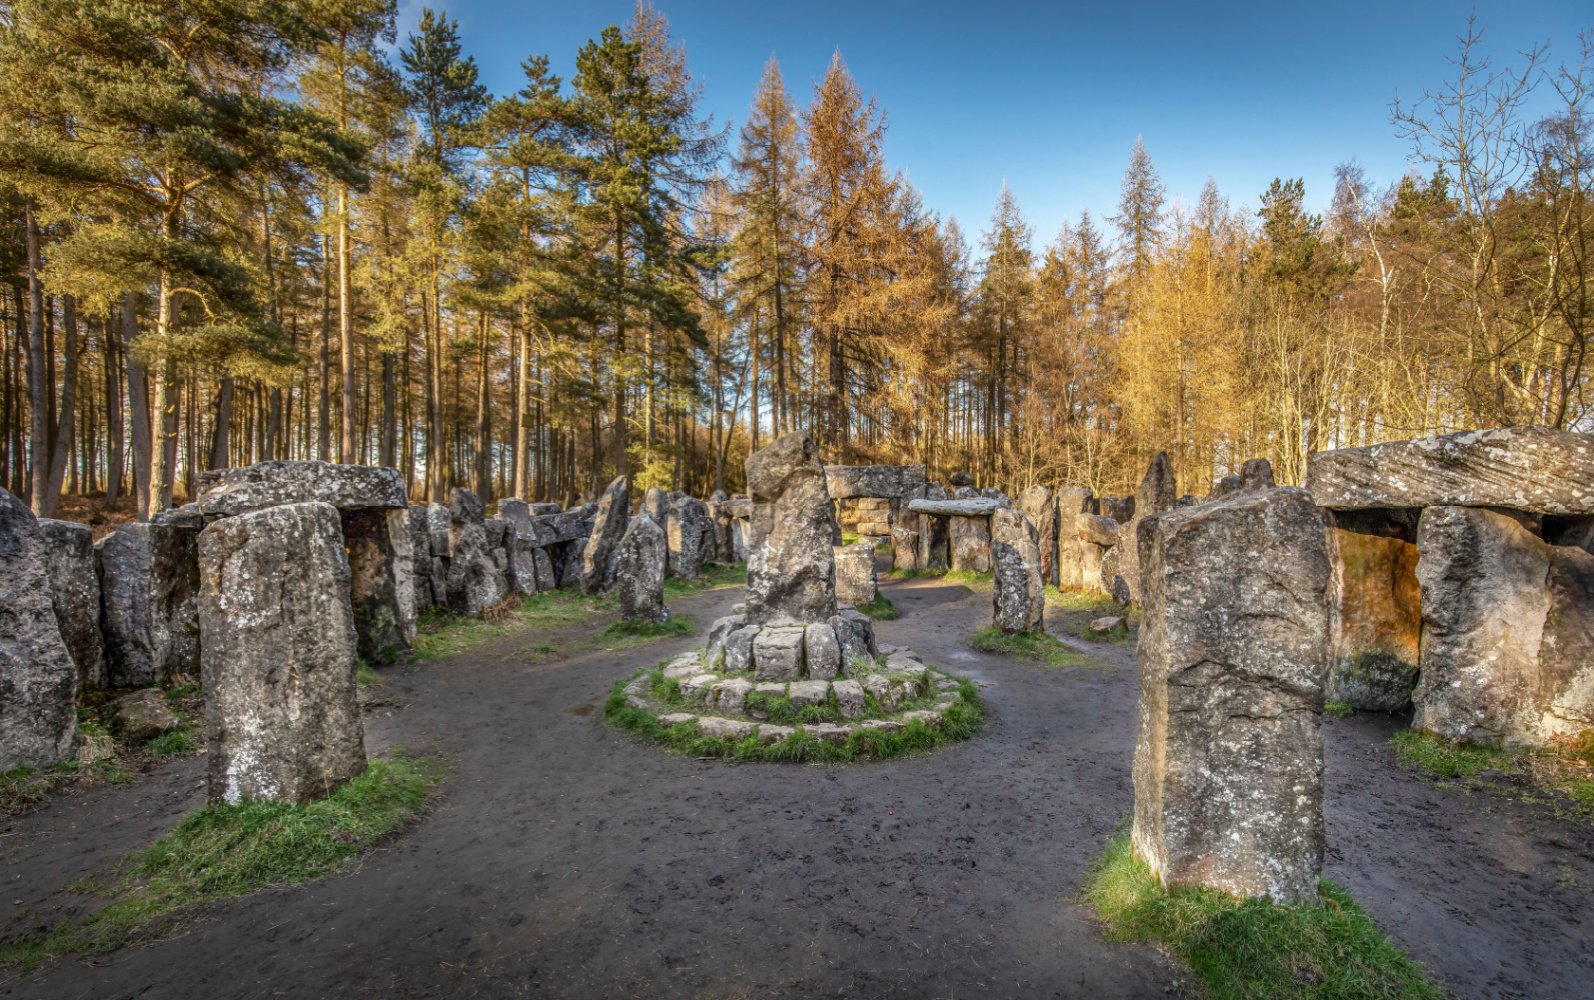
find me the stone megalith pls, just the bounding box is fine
[38,518,105,689]
[667,495,710,580]
[1240,457,1276,491]
[1132,487,1332,904]
[834,541,879,606]
[1413,506,1594,747]
[643,486,670,531]
[745,433,838,624]
[343,507,417,664]
[1018,486,1059,588]
[0,490,79,770]
[97,522,201,687]
[581,475,631,595]
[198,501,366,805]
[991,508,1045,634]
[615,514,669,624]
[444,488,509,617]
[949,515,993,573]
[1109,453,1178,606]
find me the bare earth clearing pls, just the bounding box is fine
[2,572,1590,999]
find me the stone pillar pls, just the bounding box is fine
[0,490,79,770]
[1132,487,1331,904]
[667,495,710,580]
[38,518,105,689]
[991,508,1044,634]
[445,488,509,617]
[744,433,837,624]
[949,516,991,573]
[1017,486,1059,589]
[97,522,201,687]
[615,515,669,624]
[835,542,879,606]
[198,501,365,805]
[581,475,630,595]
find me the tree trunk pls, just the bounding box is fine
[23,202,50,514]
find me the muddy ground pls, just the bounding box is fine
[2,572,1591,999]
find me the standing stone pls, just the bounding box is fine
[342,507,416,664]
[581,475,631,595]
[198,501,365,805]
[0,490,78,770]
[643,486,670,531]
[97,522,201,687]
[407,505,436,612]
[667,495,710,580]
[1328,517,1421,711]
[37,518,105,689]
[1109,453,1178,606]
[614,515,669,624]
[1240,457,1276,491]
[1137,452,1178,515]
[949,515,992,573]
[444,490,509,617]
[744,433,837,624]
[1098,495,1135,523]
[919,485,951,571]
[834,542,878,606]
[830,609,878,670]
[991,508,1045,634]
[1132,487,1331,904]
[1413,506,1594,746]
[1018,486,1059,590]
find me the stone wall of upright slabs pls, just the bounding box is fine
[0,489,80,770]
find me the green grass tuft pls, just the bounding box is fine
[1391,730,1511,779]
[145,728,198,759]
[1324,700,1355,719]
[600,616,694,640]
[1084,831,1443,999]
[856,593,898,620]
[0,756,443,971]
[662,562,747,599]
[942,569,994,589]
[885,567,944,580]
[969,626,1099,668]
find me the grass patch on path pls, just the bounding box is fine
[1391,730,1594,822]
[663,562,746,599]
[969,626,1098,668]
[1,755,444,971]
[1045,586,1136,643]
[600,617,694,640]
[1084,831,1443,1000]
[856,593,898,620]
[942,569,993,589]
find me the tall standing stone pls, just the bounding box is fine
[97,522,201,687]
[643,486,670,530]
[991,508,1045,634]
[1132,487,1331,904]
[37,518,105,689]
[444,488,509,617]
[744,433,837,624]
[834,542,878,606]
[581,475,630,595]
[0,490,79,770]
[198,501,366,804]
[667,495,710,580]
[949,515,992,573]
[615,515,669,624]
[1017,486,1059,589]
[1109,453,1177,606]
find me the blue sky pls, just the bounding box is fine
[394,1,1589,247]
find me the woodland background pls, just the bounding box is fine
[0,2,1589,520]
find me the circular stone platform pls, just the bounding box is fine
[606,609,981,759]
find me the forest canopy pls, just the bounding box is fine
[0,3,1588,519]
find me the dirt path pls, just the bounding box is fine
[3,574,1591,999]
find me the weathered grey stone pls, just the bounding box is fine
[1212,474,1244,498]
[1057,487,1093,518]
[861,673,905,712]
[919,486,951,571]
[1307,426,1594,514]
[667,495,710,580]
[447,487,486,526]
[508,538,540,596]
[1018,486,1060,589]
[890,525,922,572]
[949,514,992,573]
[0,491,78,770]
[532,547,557,592]
[745,433,837,624]
[752,625,806,681]
[1098,496,1134,523]
[1412,506,1594,746]
[724,626,758,673]
[825,464,928,500]
[152,503,204,528]
[37,518,105,689]
[680,673,717,700]
[97,522,200,688]
[900,710,942,728]
[708,678,754,713]
[696,716,755,741]
[198,502,365,805]
[756,723,795,744]
[425,503,450,555]
[805,623,842,679]
[445,506,509,619]
[663,654,702,679]
[949,471,975,487]
[407,505,436,612]
[788,679,829,709]
[196,460,406,518]
[1076,512,1120,548]
[614,514,669,624]
[830,609,878,671]
[834,542,878,606]
[906,497,1004,517]
[342,507,415,665]
[1240,457,1276,491]
[642,486,670,530]
[658,712,697,727]
[1137,452,1178,516]
[114,688,179,741]
[832,678,866,718]
[525,505,595,546]
[705,614,746,666]
[991,508,1045,635]
[1132,487,1331,905]
[1328,523,1422,712]
[1088,615,1127,636]
[581,476,630,595]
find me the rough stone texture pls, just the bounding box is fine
[787,680,829,709]
[667,495,711,580]
[1057,487,1094,519]
[643,487,670,531]
[196,460,406,518]
[445,505,510,618]
[708,678,754,713]
[614,515,669,624]
[532,547,558,592]
[949,514,992,573]
[1307,426,1594,514]
[1132,487,1331,904]
[198,501,366,805]
[448,487,486,526]
[917,486,952,571]
[407,506,437,612]
[805,623,842,679]
[1413,506,1594,746]
[832,678,866,718]
[1240,457,1276,491]
[1108,454,1180,607]
[1212,474,1244,499]
[97,522,201,688]
[824,465,927,500]
[152,503,205,528]
[508,538,540,596]
[834,542,878,606]
[745,433,838,624]
[37,518,105,689]
[525,505,595,546]
[581,476,631,595]
[1137,452,1178,516]
[890,525,922,572]
[1018,486,1060,588]
[342,507,416,665]
[114,688,180,741]
[949,471,975,487]
[1328,524,1422,712]
[752,625,806,681]
[696,716,755,741]
[1076,513,1120,548]
[906,497,1004,517]
[1098,496,1135,523]
[830,609,878,670]
[0,490,79,770]
[991,508,1045,634]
